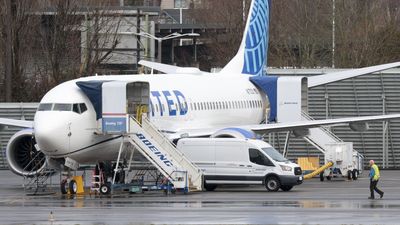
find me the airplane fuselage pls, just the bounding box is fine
[34,73,268,163]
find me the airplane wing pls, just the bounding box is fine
[168,114,400,139]
[249,114,400,134]
[0,118,34,129]
[308,61,400,88]
[138,60,208,75]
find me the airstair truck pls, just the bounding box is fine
[177,138,303,192]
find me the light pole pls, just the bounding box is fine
[137,32,200,63]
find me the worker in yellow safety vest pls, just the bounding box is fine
[369,160,384,199]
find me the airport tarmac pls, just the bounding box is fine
[0,170,400,224]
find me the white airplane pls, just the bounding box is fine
[1,0,400,178]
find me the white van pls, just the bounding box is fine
[177,138,303,192]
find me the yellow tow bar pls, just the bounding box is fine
[303,161,334,180]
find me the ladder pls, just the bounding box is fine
[22,156,55,195]
[301,111,348,154]
[90,168,104,194]
[301,112,364,169]
[125,115,203,192]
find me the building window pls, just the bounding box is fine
[175,0,188,8]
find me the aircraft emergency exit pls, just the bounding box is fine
[1,0,400,178]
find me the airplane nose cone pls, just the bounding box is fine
[34,113,70,156]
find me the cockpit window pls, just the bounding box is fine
[53,104,72,111]
[72,103,88,114]
[38,103,53,111]
[38,103,87,113]
[73,104,80,113]
[79,103,87,113]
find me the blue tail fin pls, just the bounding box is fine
[220,0,270,76]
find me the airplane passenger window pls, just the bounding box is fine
[38,103,53,111]
[53,104,72,111]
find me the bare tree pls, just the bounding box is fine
[82,8,122,76]
[335,0,400,67]
[191,0,250,69]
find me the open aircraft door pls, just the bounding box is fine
[102,81,150,134]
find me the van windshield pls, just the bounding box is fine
[261,147,288,162]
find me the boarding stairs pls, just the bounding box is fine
[301,111,360,156]
[124,115,203,192]
[22,156,55,194]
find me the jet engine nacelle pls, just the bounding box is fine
[6,129,47,177]
[211,128,259,139]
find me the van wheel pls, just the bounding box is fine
[204,184,217,191]
[265,176,280,192]
[280,185,293,192]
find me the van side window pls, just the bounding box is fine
[249,148,274,166]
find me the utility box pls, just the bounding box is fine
[321,142,364,181]
[325,142,353,164]
[101,81,150,134]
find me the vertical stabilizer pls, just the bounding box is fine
[220,0,270,76]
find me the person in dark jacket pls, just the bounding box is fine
[369,160,384,199]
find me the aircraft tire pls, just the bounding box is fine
[60,180,68,194]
